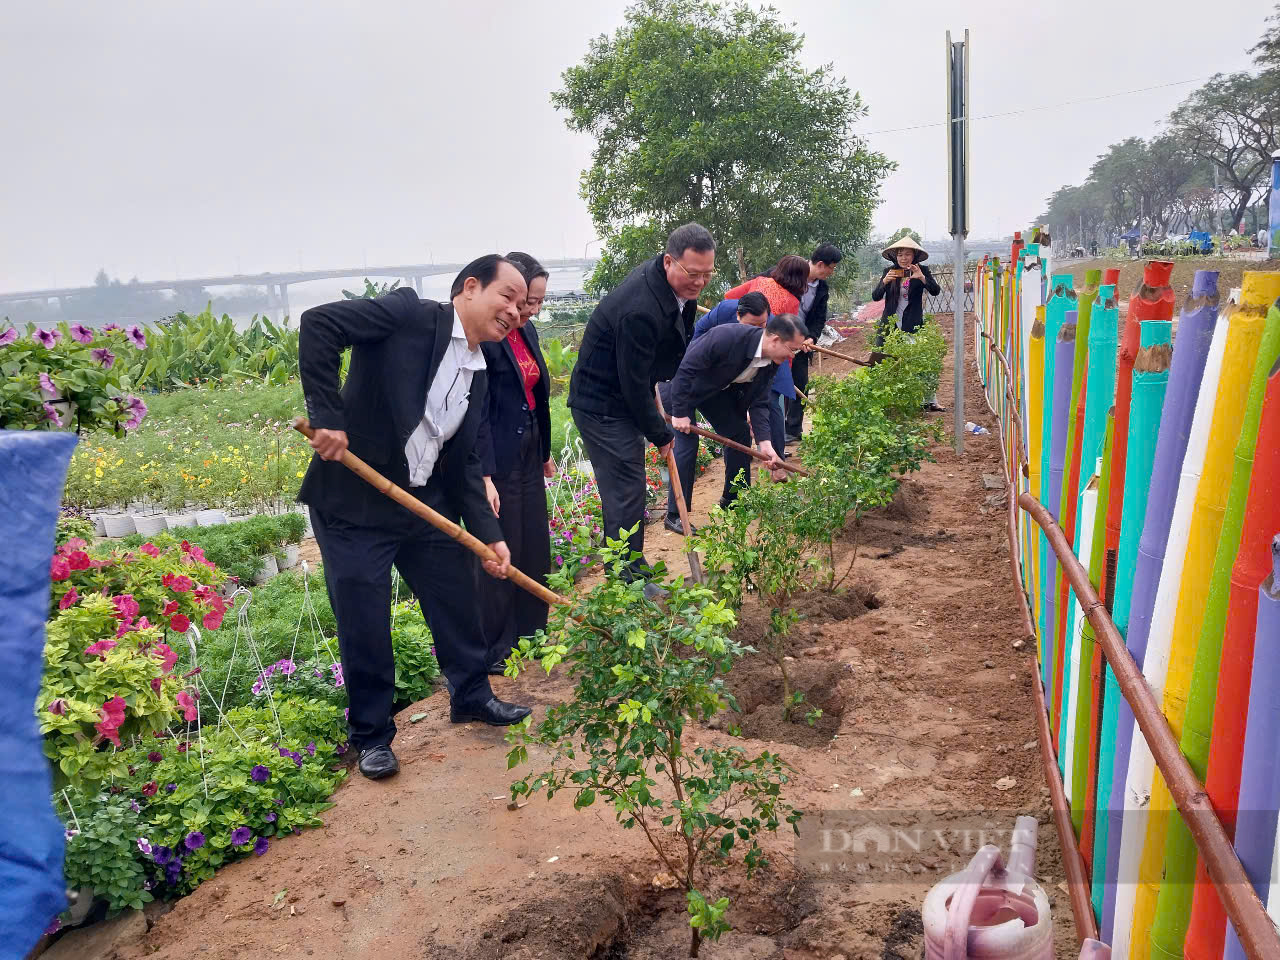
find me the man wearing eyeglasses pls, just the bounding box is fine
[568,223,715,592]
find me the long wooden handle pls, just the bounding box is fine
[654,390,706,584]
[810,343,872,367]
[659,412,810,478]
[293,418,568,608]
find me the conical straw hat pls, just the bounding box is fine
[881,235,929,263]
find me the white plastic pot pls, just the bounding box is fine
[132,514,168,536]
[252,554,280,585]
[166,513,196,529]
[90,514,109,536]
[102,514,137,538]
[282,544,301,569]
[195,509,227,527]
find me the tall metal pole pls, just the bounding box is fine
[946,30,969,453]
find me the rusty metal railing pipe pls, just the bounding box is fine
[1019,492,1280,960]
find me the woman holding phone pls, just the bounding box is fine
[872,236,944,411]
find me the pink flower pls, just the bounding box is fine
[177,741,189,753]
[91,347,116,368]
[69,323,94,344]
[150,677,162,693]
[163,600,179,616]
[141,781,158,797]
[47,699,68,716]
[202,610,223,631]
[176,690,198,722]
[141,542,162,558]
[169,614,190,633]
[135,616,152,631]
[126,325,147,348]
[50,556,71,581]
[115,618,136,638]
[102,323,121,332]
[95,696,127,746]
[84,639,117,658]
[168,575,193,593]
[59,586,79,609]
[0,327,16,346]
[67,550,90,571]
[43,403,64,427]
[32,328,61,348]
[38,372,58,399]
[153,642,178,673]
[111,594,140,620]
[61,537,87,551]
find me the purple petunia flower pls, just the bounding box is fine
[123,394,148,431]
[125,324,147,348]
[253,837,269,857]
[265,812,277,822]
[130,800,140,813]
[91,347,116,368]
[0,327,16,346]
[152,845,174,865]
[165,783,177,793]
[272,797,283,806]
[38,372,58,398]
[184,831,205,850]
[305,741,315,756]
[250,764,270,783]
[32,328,61,348]
[136,837,152,855]
[69,323,94,344]
[44,917,62,936]
[230,826,252,846]
[165,860,183,883]
[42,402,64,427]
[147,751,162,763]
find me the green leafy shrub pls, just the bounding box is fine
[390,600,441,703]
[62,794,153,913]
[506,536,801,957]
[56,508,98,546]
[134,308,298,390]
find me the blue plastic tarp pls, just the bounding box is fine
[0,431,77,954]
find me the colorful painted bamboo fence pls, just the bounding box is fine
[973,243,1280,959]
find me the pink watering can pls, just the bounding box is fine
[921,816,1054,959]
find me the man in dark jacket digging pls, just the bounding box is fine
[297,255,533,781]
[568,223,715,589]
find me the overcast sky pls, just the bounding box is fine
[0,0,1267,292]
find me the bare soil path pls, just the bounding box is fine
[117,319,1078,960]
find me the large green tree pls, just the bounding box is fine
[554,0,892,294]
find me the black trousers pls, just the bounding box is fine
[785,350,810,436]
[662,386,754,522]
[571,407,649,581]
[309,503,493,751]
[483,411,551,665]
[767,391,788,461]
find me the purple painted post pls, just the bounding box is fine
[1043,311,1079,703]
[1224,536,1280,960]
[1100,270,1220,939]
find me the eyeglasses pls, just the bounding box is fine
[672,258,715,282]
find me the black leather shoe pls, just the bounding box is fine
[487,661,508,676]
[663,514,695,535]
[357,745,399,780]
[785,433,802,444]
[450,697,532,726]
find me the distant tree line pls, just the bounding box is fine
[1034,4,1279,250]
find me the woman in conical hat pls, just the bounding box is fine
[871,235,944,410]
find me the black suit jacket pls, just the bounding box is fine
[665,324,775,443]
[476,323,552,477]
[567,255,697,448]
[296,287,502,542]
[871,264,940,334]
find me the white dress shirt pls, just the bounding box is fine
[732,335,770,383]
[799,279,819,322]
[405,315,487,487]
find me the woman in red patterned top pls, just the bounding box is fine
[476,252,555,671]
[723,255,809,315]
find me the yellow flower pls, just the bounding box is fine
[296,470,305,478]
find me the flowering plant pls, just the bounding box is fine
[0,320,149,433]
[38,540,227,785]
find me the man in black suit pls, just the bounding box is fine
[784,242,842,442]
[298,255,533,781]
[568,223,715,588]
[660,314,806,526]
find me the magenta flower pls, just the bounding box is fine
[169,613,191,633]
[32,328,61,348]
[0,327,17,346]
[176,690,198,722]
[111,594,140,620]
[202,609,223,631]
[253,837,270,857]
[125,325,147,348]
[147,751,162,763]
[153,641,178,672]
[136,837,152,855]
[168,574,193,594]
[231,826,252,846]
[141,781,158,797]
[50,555,71,581]
[95,696,126,746]
[70,323,94,344]
[47,698,68,716]
[102,323,121,332]
[42,403,64,427]
[38,372,58,398]
[59,586,79,610]
[250,765,270,783]
[84,639,118,658]
[91,347,116,368]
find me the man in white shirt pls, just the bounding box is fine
[298,255,533,781]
